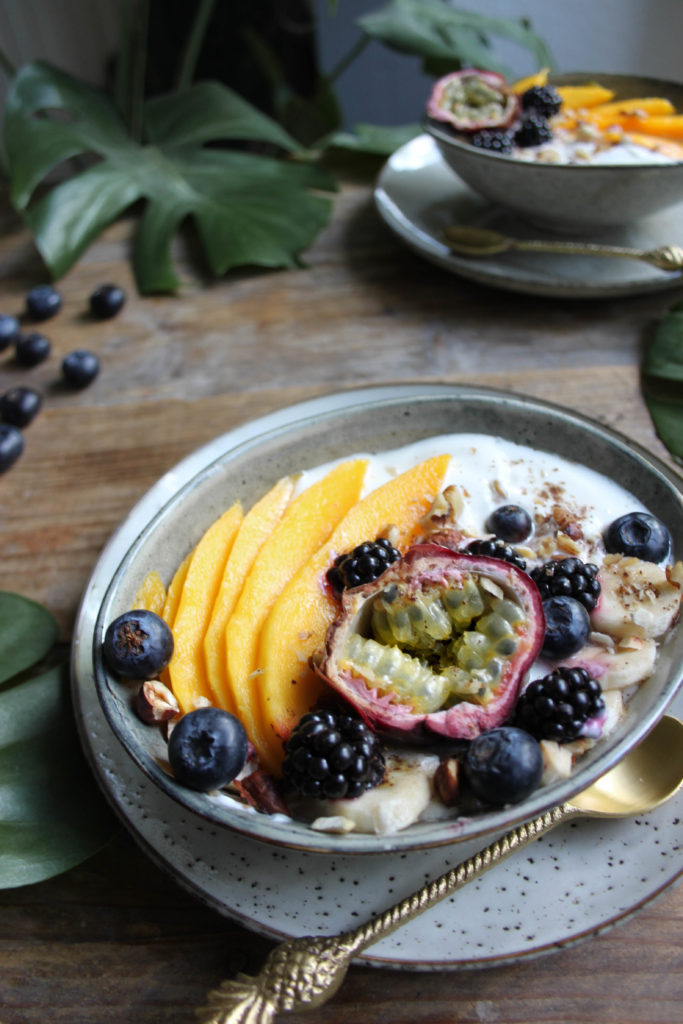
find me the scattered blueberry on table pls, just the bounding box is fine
[25,284,62,321]
[62,349,100,389]
[0,314,20,351]
[15,332,51,367]
[0,423,25,473]
[89,283,126,320]
[0,386,43,428]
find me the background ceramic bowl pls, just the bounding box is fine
[77,384,683,855]
[426,73,683,231]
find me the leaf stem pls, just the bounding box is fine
[327,33,371,85]
[115,0,150,141]
[0,46,16,79]
[175,0,218,92]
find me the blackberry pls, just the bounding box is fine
[521,84,562,118]
[514,114,552,148]
[470,129,513,155]
[282,709,385,800]
[465,537,526,571]
[515,667,605,742]
[327,538,400,593]
[531,557,600,611]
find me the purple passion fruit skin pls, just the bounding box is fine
[319,543,545,742]
[426,69,521,133]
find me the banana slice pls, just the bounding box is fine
[565,635,657,689]
[591,555,682,640]
[315,753,440,835]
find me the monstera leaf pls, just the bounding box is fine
[0,592,116,888]
[4,61,336,293]
[358,0,554,77]
[642,302,683,463]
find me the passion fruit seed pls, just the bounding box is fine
[340,577,525,714]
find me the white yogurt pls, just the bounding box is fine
[293,432,649,542]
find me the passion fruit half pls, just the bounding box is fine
[426,69,520,133]
[319,543,545,741]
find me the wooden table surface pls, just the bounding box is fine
[0,177,681,1024]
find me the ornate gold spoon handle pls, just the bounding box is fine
[443,225,683,271]
[198,804,573,1024]
[509,240,683,270]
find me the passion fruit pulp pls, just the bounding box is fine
[319,543,545,741]
[426,69,520,133]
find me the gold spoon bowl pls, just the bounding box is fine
[444,225,683,272]
[199,714,683,1024]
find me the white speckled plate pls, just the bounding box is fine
[75,663,682,968]
[374,134,683,299]
[72,385,683,967]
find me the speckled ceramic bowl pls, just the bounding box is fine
[74,384,683,854]
[426,73,683,231]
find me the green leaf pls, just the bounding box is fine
[0,661,117,889]
[3,62,336,293]
[325,122,422,156]
[0,592,59,686]
[642,302,683,462]
[358,0,554,77]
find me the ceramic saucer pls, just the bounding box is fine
[374,134,683,299]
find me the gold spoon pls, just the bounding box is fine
[444,225,683,271]
[198,714,683,1024]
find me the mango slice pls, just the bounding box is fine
[168,502,243,714]
[556,84,615,110]
[204,475,295,713]
[225,459,368,755]
[162,552,192,628]
[624,131,683,160]
[133,570,166,617]
[256,454,451,774]
[586,96,675,125]
[510,68,550,94]
[619,113,683,140]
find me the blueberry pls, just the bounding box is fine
[604,512,671,563]
[0,314,20,351]
[541,595,590,659]
[26,284,62,321]
[89,283,126,320]
[0,424,24,473]
[465,726,543,805]
[485,504,533,543]
[16,332,51,367]
[103,609,174,680]
[0,386,42,428]
[62,349,100,388]
[168,707,248,791]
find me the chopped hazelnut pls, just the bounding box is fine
[135,679,179,725]
[434,758,460,807]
